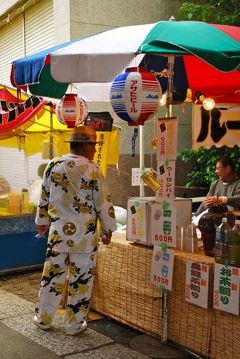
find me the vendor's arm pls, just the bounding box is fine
[205,179,240,209]
[195,179,240,215]
[194,182,217,216]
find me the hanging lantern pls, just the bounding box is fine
[56,93,88,128]
[110,67,162,126]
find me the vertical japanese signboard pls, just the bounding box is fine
[127,199,148,243]
[155,117,178,203]
[213,264,240,315]
[155,160,176,202]
[185,260,210,308]
[157,117,178,161]
[150,245,175,290]
[151,202,177,247]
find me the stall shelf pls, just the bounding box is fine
[0,213,47,273]
[91,233,240,359]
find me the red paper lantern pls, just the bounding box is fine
[110,67,162,126]
[56,93,88,128]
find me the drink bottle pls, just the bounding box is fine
[228,219,240,268]
[21,188,29,213]
[214,217,230,265]
[184,223,198,253]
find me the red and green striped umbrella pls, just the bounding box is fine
[11,21,240,103]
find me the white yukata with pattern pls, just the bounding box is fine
[35,153,116,332]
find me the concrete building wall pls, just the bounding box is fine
[68,0,179,38]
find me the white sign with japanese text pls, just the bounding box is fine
[185,260,209,308]
[151,202,177,247]
[155,160,175,202]
[213,264,240,315]
[157,117,178,161]
[193,104,240,149]
[127,199,148,243]
[150,245,175,290]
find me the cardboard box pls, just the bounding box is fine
[127,197,192,247]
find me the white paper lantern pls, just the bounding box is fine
[110,67,162,125]
[56,93,88,128]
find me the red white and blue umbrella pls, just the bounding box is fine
[11,20,240,103]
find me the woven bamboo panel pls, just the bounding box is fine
[91,235,162,337]
[210,309,240,359]
[168,251,214,357]
[92,236,240,358]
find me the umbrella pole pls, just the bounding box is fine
[139,125,145,197]
[161,55,175,345]
[166,55,174,118]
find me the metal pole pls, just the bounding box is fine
[161,55,175,344]
[139,125,145,197]
[166,55,175,118]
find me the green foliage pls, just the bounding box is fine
[177,0,240,25]
[177,146,240,187]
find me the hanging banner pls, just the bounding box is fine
[185,260,210,308]
[157,117,178,161]
[150,245,175,290]
[155,160,175,202]
[94,130,119,176]
[213,264,240,315]
[151,202,177,247]
[193,104,240,149]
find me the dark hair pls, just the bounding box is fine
[70,142,84,151]
[70,142,95,150]
[217,156,235,171]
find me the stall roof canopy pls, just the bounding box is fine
[0,85,119,175]
[0,84,67,140]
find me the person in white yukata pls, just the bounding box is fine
[34,125,116,335]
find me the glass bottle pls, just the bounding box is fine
[214,217,230,265]
[228,219,240,268]
[198,205,235,257]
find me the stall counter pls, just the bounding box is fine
[0,213,47,273]
[91,232,240,359]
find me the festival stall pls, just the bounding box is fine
[10,20,240,358]
[0,86,120,273]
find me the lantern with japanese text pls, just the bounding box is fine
[56,93,88,128]
[110,67,162,125]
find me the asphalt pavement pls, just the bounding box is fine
[0,271,203,359]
